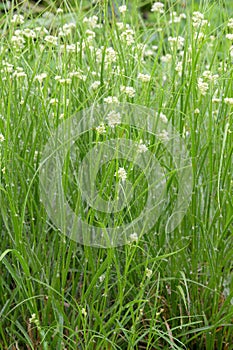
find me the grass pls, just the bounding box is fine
[0,0,233,349]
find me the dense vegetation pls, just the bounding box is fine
[0,1,232,349]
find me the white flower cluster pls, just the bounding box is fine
[96,123,106,134]
[120,28,135,45]
[96,47,117,65]
[106,110,121,128]
[120,86,136,98]
[1,61,14,73]
[13,67,27,78]
[11,14,24,24]
[129,232,139,243]
[138,73,151,82]
[60,42,81,53]
[168,36,185,51]
[83,15,99,29]
[202,70,219,82]
[137,140,148,153]
[44,35,58,45]
[226,34,233,40]
[169,11,186,24]
[227,18,233,29]
[198,78,209,96]
[58,22,76,36]
[0,133,5,142]
[192,11,209,28]
[90,80,101,90]
[115,167,127,182]
[104,96,119,104]
[151,2,165,14]
[119,5,127,14]
[224,97,233,105]
[35,73,47,83]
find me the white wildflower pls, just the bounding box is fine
[0,133,5,142]
[60,43,79,53]
[230,46,233,57]
[86,29,96,42]
[55,76,72,84]
[35,73,47,83]
[202,70,219,82]
[44,35,58,45]
[192,11,208,28]
[227,18,233,29]
[151,2,164,14]
[198,78,208,95]
[115,167,127,182]
[226,34,233,40]
[138,73,151,82]
[224,98,233,105]
[137,140,148,153]
[159,112,168,124]
[120,86,136,98]
[105,47,117,63]
[158,129,169,141]
[175,61,183,75]
[119,5,127,14]
[212,97,221,103]
[49,98,59,105]
[161,54,172,63]
[116,22,125,30]
[29,313,40,328]
[83,15,99,29]
[106,110,121,128]
[96,47,117,65]
[68,70,86,81]
[168,36,185,50]
[99,274,105,283]
[59,23,76,36]
[120,29,135,45]
[104,96,119,104]
[194,31,205,40]
[1,61,14,73]
[11,14,24,24]
[169,11,186,24]
[145,268,152,278]
[14,71,27,78]
[56,8,63,14]
[96,123,106,134]
[129,232,139,243]
[81,307,87,317]
[11,35,25,49]
[91,80,101,90]
[22,28,36,38]
[34,26,49,35]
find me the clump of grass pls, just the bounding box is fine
[0,1,233,349]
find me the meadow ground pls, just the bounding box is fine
[0,1,233,349]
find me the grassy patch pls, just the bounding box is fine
[0,1,232,349]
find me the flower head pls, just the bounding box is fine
[106,111,121,128]
[145,268,153,278]
[129,232,139,243]
[151,2,164,14]
[115,167,127,182]
[138,73,151,82]
[120,86,136,98]
[137,140,148,153]
[119,5,127,14]
[96,123,106,134]
[198,78,208,95]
